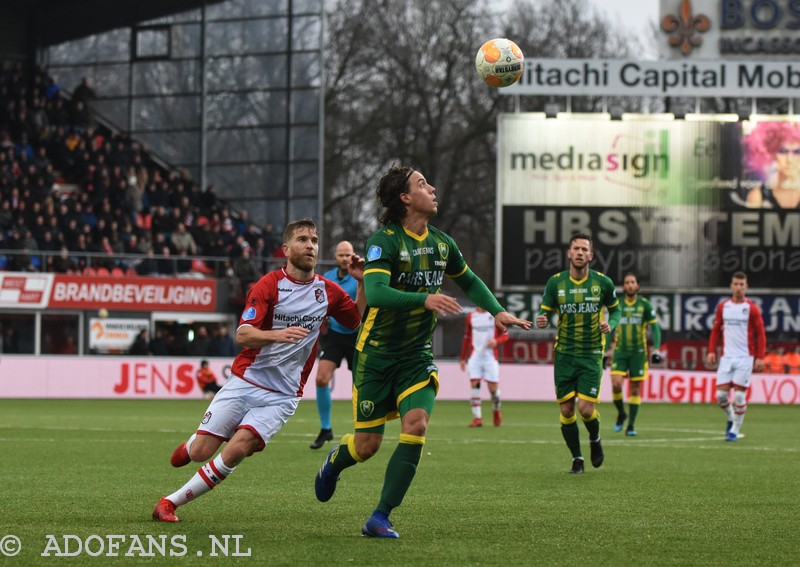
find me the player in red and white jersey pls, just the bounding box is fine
[706,271,766,442]
[153,218,365,522]
[460,307,508,427]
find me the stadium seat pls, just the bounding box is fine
[96,267,110,276]
[111,267,125,277]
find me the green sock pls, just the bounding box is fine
[330,435,358,475]
[629,403,640,428]
[561,422,582,459]
[584,416,600,442]
[613,398,625,418]
[375,442,423,515]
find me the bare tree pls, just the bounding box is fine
[322,0,642,283]
[507,0,642,114]
[323,0,508,280]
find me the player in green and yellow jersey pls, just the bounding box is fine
[610,273,662,437]
[315,164,531,538]
[537,233,620,474]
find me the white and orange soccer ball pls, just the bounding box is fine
[475,38,524,88]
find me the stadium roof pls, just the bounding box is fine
[0,0,225,53]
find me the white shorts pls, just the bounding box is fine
[717,355,754,389]
[467,357,500,383]
[196,375,300,451]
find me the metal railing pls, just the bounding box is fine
[0,248,337,277]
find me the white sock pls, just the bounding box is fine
[185,433,197,457]
[731,390,747,435]
[470,387,482,419]
[166,454,236,507]
[491,389,501,412]
[717,390,733,420]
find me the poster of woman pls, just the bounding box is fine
[741,121,800,209]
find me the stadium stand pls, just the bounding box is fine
[0,61,285,280]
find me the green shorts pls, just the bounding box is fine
[352,349,439,433]
[611,351,649,381]
[553,351,603,403]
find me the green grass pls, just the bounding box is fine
[0,398,797,566]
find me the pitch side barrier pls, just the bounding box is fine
[0,357,797,405]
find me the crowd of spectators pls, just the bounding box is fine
[0,61,285,282]
[130,323,237,358]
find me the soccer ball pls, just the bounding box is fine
[475,38,524,88]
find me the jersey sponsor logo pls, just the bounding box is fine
[242,307,256,321]
[400,249,410,262]
[275,312,325,330]
[438,242,449,259]
[559,302,600,314]
[278,287,293,292]
[359,400,375,417]
[315,288,325,303]
[412,247,435,256]
[397,270,445,287]
[367,245,382,261]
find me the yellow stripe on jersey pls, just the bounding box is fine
[402,226,428,241]
[363,268,391,277]
[356,306,379,352]
[449,264,469,278]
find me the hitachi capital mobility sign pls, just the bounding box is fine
[503,59,800,98]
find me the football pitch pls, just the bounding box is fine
[1,398,797,566]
